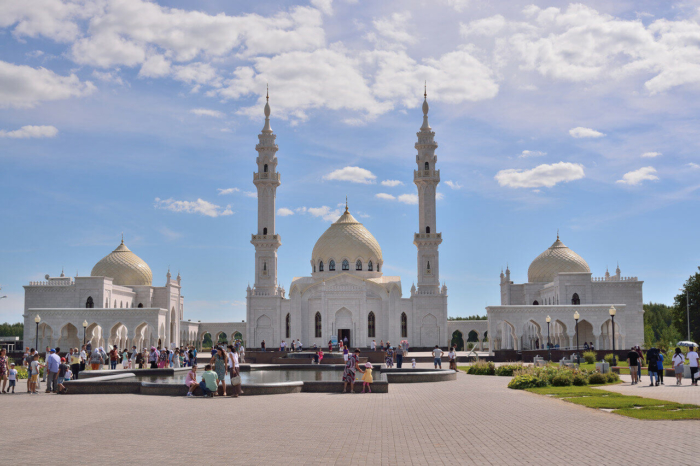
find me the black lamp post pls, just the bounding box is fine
[34,315,41,349]
[574,311,580,364]
[609,306,617,367]
[83,320,88,346]
[546,315,551,362]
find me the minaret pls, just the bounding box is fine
[413,83,441,294]
[251,86,282,294]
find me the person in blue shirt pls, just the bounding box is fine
[657,351,665,385]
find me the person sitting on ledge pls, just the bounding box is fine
[185,365,199,397]
[200,364,217,397]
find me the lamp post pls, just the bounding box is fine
[679,288,691,341]
[609,306,617,367]
[546,315,552,361]
[83,320,88,346]
[34,315,41,350]
[573,311,580,364]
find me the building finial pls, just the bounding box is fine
[266,83,269,101]
[121,232,124,244]
[345,195,348,213]
[556,229,559,240]
[424,80,427,98]
[262,85,272,132]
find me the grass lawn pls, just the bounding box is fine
[526,385,700,420]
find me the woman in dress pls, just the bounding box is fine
[210,347,227,396]
[227,345,242,397]
[158,349,168,368]
[673,347,685,385]
[121,348,129,369]
[172,349,181,368]
[385,346,394,368]
[328,340,333,352]
[342,349,364,393]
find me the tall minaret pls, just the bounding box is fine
[413,84,441,294]
[251,87,282,293]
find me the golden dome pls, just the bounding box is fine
[91,240,153,286]
[312,209,382,271]
[527,236,590,283]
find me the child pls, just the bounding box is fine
[8,363,17,393]
[57,358,70,394]
[361,362,373,393]
[185,366,199,397]
[411,358,416,369]
[30,354,42,394]
[200,364,218,397]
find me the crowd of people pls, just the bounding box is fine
[626,344,699,386]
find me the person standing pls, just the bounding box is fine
[646,346,659,387]
[385,346,394,368]
[109,346,119,370]
[432,345,443,369]
[342,349,364,393]
[210,348,227,396]
[672,347,685,385]
[328,340,333,352]
[261,340,266,352]
[371,340,376,351]
[448,346,457,371]
[395,344,404,369]
[227,345,242,397]
[8,363,17,393]
[46,348,61,393]
[90,348,104,371]
[343,335,348,349]
[343,346,349,363]
[0,349,8,393]
[687,345,699,386]
[361,362,373,393]
[657,350,664,385]
[627,346,640,385]
[24,348,36,392]
[70,348,81,380]
[635,346,644,382]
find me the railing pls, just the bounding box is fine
[251,234,280,241]
[592,276,638,282]
[414,232,442,241]
[28,280,73,286]
[413,169,440,180]
[254,172,281,181]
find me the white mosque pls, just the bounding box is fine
[21,92,644,354]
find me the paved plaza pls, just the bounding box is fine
[3,372,700,465]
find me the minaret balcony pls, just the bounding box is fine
[253,172,281,181]
[414,169,440,182]
[251,234,282,247]
[413,232,442,246]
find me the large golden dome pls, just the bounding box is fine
[312,208,382,271]
[91,240,153,286]
[527,236,590,283]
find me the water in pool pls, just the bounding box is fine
[136,369,384,384]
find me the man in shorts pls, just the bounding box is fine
[627,346,639,385]
[432,345,443,369]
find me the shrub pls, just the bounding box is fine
[588,372,607,384]
[495,364,521,376]
[467,360,495,375]
[508,374,544,389]
[466,342,474,351]
[605,372,620,383]
[15,367,28,379]
[604,353,615,365]
[551,371,573,386]
[572,372,588,386]
[582,351,597,364]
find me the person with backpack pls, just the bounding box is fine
[646,347,659,386]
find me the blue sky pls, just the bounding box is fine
[1,0,700,323]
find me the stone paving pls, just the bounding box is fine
[2,372,699,465]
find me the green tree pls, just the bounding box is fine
[0,322,23,337]
[643,303,681,349]
[448,315,488,321]
[674,267,700,344]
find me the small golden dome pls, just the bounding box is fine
[91,240,153,286]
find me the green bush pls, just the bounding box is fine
[467,360,495,375]
[604,353,615,365]
[551,371,573,386]
[572,372,588,386]
[508,374,544,389]
[582,351,597,364]
[15,366,28,379]
[605,372,620,383]
[466,342,474,350]
[495,364,521,376]
[588,372,607,384]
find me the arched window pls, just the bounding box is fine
[571,293,580,305]
[342,259,349,271]
[356,260,362,271]
[105,298,109,308]
[368,260,373,271]
[120,301,123,308]
[263,164,268,172]
[377,263,380,272]
[329,260,335,271]
[86,296,94,308]
[401,312,408,338]
[263,227,267,235]
[426,226,430,234]
[424,162,429,170]
[427,261,431,270]
[532,300,539,305]
[285,313,291,338]
[138,303,143,308]
[313,264,316,273]
[368,312,376,338]
[263,262,267,271]
[319,261,324,272]
[114,300,117,308]
[315,312,322,338]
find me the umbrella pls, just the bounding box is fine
[677,341,698,347]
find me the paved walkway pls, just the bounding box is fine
[594,373,700,405]
[3,373,699,465]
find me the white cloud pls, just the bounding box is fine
[569,127,605,138]
[495,162,585,188]
[243,191,258,198]
[397,193,418,204]
[190,108,225,118]
[323,166,376,184]
[460,15,506,37]
[217,188,240,195]
[0,0,92,43]
[310,0,333,15]
[91,70,124,85]
[138,54,171,78]
[0,125,58,138]
[372,12,415,45]
[519,150,546,158]
[154,197,233,217]
[688,163,700,170]
[641,151,661,158]
[0,61,95,108]
[159,226,183,240]
[381,179,403,187]
[302,205,342,222]
[277,207,294,216]
[444,180,462,190]
[445,0,469,12]
[436,192,445,200]
[375,193,396,200]
[616,166,659,185]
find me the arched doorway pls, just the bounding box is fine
[201,332,213,350]
[335,308,352,347]
[450,330,464,350]
[216,332,228,345]
[420,314,439,346]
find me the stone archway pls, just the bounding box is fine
[420,314,439,347]
[255,315,273,348]
[58,323,80,350]
[450,330,464,350]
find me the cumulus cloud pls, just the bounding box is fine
[519,150,546,158]
[91,70,124,85]
[0,0,93,43]
[0,61,95,108]
[371,12,416,45]
[154,197,233,217]
[191,108,225,118]
[444,180,462,190]
[641,151,661,158]
[688,163,700,170]
[495,162,585,188]
[460,15,506,36]
[243,191,258,198]
[0,125,58,138]
[323,166,376,184]
[277,207,294,216]
[616,166,659,185]
[217,188,240,195]
[397,193,418,204]
[375,193,395,200]
[310,0,333,15]
[297,205,342,222]
[436,192,445,200]
[381,179,403,187]
[569,127,605,138]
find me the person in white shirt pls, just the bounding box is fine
[432,345,443,369]
[371,340,376,351]
[687,346,699,386]
[672,347,685,385]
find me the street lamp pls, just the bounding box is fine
[83,320,88,346]
[609,306,617,367]
[573,311,580,364]
[34,315,41,350]
[679,288,691,341]
[546,315,551,361]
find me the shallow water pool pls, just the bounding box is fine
[135,369,384,385]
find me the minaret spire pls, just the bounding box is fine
[262,84,272,134]
[421,82,431,131]
[345,195,348,213]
